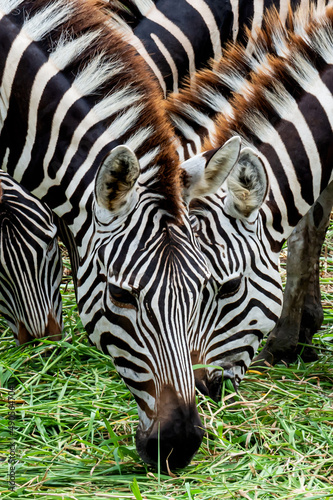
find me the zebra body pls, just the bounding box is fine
[169,3,333,396]
[0,0,244,469]
[0,170,62,344]
[108,0,328,95]
[107,0,225,95]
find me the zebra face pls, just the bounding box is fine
[76,145,229,470]
[0,171,63,345]
[184,148,283,400]
[190,210,283,399]
[80,207,209,469]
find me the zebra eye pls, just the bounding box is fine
[109,284,137,309]
[218,276,242,299]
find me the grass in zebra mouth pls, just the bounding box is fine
[0,218,332,499]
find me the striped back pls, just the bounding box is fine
[106,0,225,94]
[0,170,62,344]
[106,0,329,96]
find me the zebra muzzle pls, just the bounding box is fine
[135,386,205,470]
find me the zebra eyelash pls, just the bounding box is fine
[109,283,138,310]
[217,275,242,299]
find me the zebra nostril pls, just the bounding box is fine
[136,404,205,471]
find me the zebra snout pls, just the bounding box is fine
[135,386,205,470]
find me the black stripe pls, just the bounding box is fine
[278,119,314,206]
[0,17,20,85]
[261,142,303,227]
[211,329,264,351]
[217,296,279,334]
[249,277,281,305]
[302,68,333,194]
[237,0,254,45]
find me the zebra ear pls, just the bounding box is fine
[181,136,241,204]
[225,147,268,219]
[95,145,140,213]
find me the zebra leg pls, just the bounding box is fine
[252,183,333,367]
[296,183,333,362]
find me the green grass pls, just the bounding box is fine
[0,221,332,500]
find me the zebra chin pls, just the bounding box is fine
[135,386,205,470]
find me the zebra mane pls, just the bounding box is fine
[3,0,182,219]
[165,2,333,152]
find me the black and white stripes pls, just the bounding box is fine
[107,0,329,95]
[0,170,62,344]
[170,1,333,397]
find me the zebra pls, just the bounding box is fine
[0,170,63,345]
[0,0,243,469]
[106,0,332,364]
[166,2,333,398]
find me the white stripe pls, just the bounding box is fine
[288,53,333,131]
[22,1,73,42]
[125,126,154,153]
[132,0,156,15]
[15,63,59,182]
[260,131,311,217]
[250,0,264,39]
[278,0,290,25]
[1,148,10,171]
[246,0,264,56]
[51,31,105,73]
[264,83,323,197]
[185,0,222,61]
[169,113,202,155]
[229,0,239,41]
[299,0,310,10]
[122,31,167,96]
[150,33,179,93]
[0,0,22,14]
[199,86,231,113]
[0,34,31,136]
[139,148,160,170]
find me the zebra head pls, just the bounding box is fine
[182,147,283,400]
[0,170,63,345]
[78,140,241,469]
